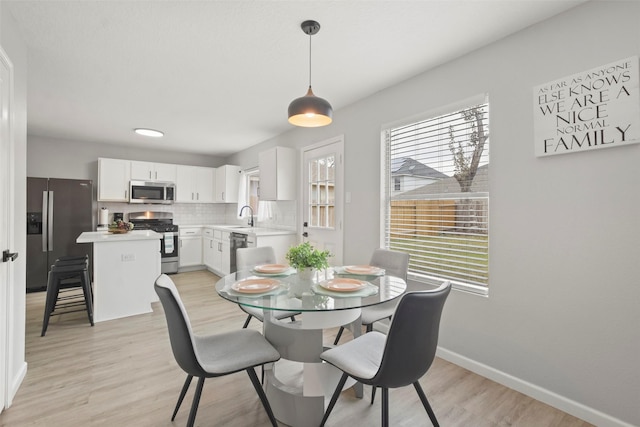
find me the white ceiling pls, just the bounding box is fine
[5,0,584,156]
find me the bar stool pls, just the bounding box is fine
[41,255,94,336]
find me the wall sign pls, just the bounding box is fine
[534,56,640,157]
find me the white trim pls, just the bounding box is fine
[436,347,635,427]
[381,93,488,131]
[408,273,489,297]
[8,362,26,406]
[0,44,17,410]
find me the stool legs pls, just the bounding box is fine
[81,267,94,326]
[41,258,94,336]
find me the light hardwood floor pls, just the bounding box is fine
[1,270,593,426]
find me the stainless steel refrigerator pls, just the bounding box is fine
[26,178,94,292]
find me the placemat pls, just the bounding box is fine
[311,282,379,298]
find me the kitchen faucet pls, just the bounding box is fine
[239,205,254,227]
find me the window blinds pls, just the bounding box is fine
[383,102,489,288]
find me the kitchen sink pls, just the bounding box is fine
[230,227,255,233]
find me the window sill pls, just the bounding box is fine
[407,273,489,297]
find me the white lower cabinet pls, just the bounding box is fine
[203,229,215,269]
[212,230,231,276]
[179,227,202,268]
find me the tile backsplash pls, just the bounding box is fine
[98,200,297,230]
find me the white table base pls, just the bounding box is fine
[263,308,362,427]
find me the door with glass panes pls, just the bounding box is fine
[302,136,344,265]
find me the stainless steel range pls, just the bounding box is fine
[129,211,179,274]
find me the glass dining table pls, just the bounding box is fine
[215,266,407,427]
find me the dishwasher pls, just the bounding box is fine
[230,232,255,273]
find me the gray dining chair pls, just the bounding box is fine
[320,281,451,427]
[154,274,280,427]
[333,248,409,345]
[236,246,299,328]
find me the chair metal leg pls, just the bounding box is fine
[333,326,345,345]
[186,376,205,427]
[371,386,377,404]
[171,375,193,421]
[242,314,253,329]
[320,372,348,427]
[246,367,278,427]
[366,323,373,333]
[290,315,296,322]
[41,272,55,337]
[381,387,389,427]
[414,381,439,427]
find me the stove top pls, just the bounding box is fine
[132,222,178,232]
[128,211,178,232]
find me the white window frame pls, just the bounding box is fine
[380,94,489,296]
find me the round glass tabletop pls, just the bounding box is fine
[215,268,407,312]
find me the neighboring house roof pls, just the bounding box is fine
[391,158,449,180]
[394,163,489,199]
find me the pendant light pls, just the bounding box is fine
[288,20,333,127]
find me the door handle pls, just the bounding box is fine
[42,191,48,252]
[47,191,54,251]
[2,250,18,262]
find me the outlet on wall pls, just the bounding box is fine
[121,253,136,262]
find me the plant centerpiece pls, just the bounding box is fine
[286,242,331,271]
[286,242,332,287]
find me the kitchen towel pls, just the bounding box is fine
[164,233,174,254]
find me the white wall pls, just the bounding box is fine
[1,1,28,406]
[27,135,224,180]
[228,2,640,426]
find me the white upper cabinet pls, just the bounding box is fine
[130,161,177,182]
[259,146,296,200]
[196,167,215,203]
[176,165,215,203]
[98,158,131,202]
[215,165,241,203]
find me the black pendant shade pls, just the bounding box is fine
[288,86,333,127]
[288,20,333,127]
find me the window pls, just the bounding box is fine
[394,177,401,191]
[308,155,336,228]
[246,170,260,213]
[239,169,260,217]
[382,97,489,293]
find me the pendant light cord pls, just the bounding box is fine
[308,33,312,88]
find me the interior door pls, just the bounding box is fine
[0,45,13,413]
[302,136,344,265]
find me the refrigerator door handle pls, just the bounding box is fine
[42,191,48,252]
[47,191,54,251]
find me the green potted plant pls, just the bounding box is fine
[286,242,331,270]
[286,242,332,295]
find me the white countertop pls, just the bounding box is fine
[77,230,161,243]
[180,224,296,237]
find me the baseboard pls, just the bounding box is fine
[436,347,634,427]
[7,361,27,407]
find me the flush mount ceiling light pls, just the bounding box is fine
[288,20,333,127]
[134,128,164,138]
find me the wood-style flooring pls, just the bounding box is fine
[0,270,593,426]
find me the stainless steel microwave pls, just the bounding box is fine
[129,180,175,204]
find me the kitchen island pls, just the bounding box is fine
[77,230,161,322]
